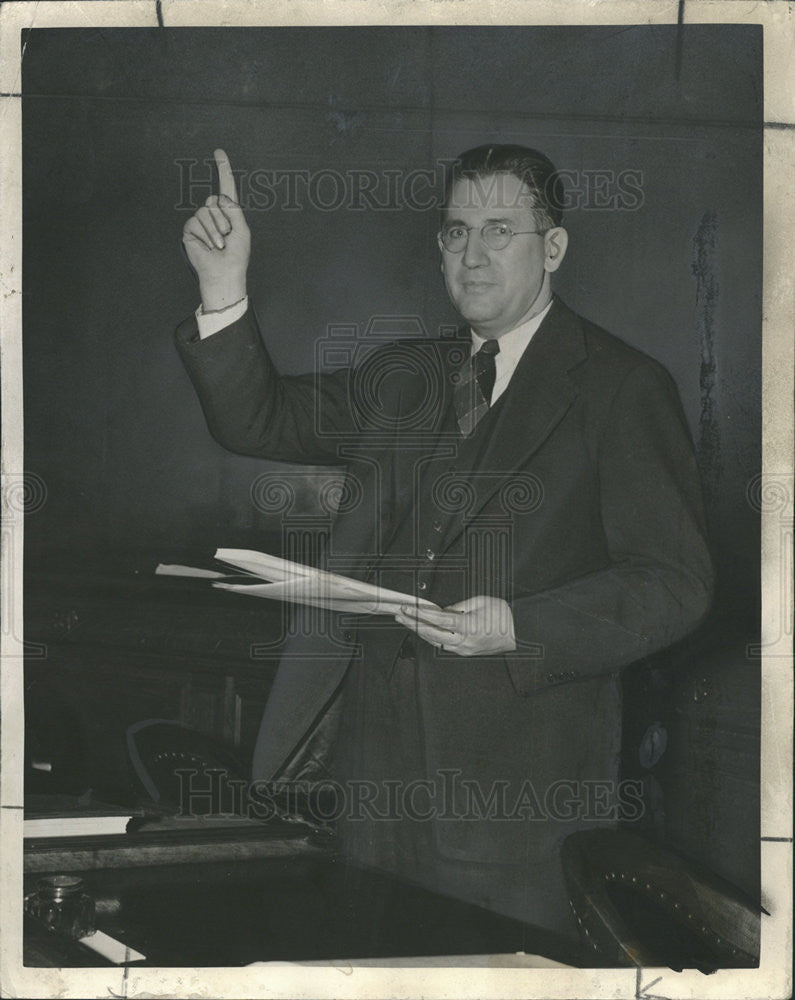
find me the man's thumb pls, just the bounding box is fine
[218,193,244,213]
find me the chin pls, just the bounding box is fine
[453,301,497,325]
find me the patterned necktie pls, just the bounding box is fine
[453,338,500,436]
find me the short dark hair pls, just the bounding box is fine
[443,144,565,229]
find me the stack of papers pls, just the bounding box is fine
[157,548,440,616]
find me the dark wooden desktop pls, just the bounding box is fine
[23,829,580,967]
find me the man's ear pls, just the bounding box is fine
[544,227,568,273]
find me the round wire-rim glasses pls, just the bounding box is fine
[438,222,549,253]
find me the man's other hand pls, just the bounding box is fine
[182,149,251,312]
[394,596,517,656]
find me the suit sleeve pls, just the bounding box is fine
[506,359,714,693]
[175,307,357,465]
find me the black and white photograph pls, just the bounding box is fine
[0,2,792,998]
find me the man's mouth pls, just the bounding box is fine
[461,280,496,292]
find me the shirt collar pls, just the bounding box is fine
[470,297,554,359]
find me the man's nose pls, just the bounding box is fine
[462,229,490,267]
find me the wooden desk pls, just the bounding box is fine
[24,841,582,968]
[24,814,328,873]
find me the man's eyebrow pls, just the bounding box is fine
[442,215,521,226]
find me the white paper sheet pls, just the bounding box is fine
[156,548,440,616]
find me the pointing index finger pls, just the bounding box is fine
[214,148,238,204]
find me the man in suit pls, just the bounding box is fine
[176,145,713,943]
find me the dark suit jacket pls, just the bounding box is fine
[175,295,713,929]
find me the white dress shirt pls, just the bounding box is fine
[196,296,249,338]
[196,296,553,406]
[469,298,553,405]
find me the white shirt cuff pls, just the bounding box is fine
[195,296,248,339]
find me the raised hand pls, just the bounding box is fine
[181,149,251,312]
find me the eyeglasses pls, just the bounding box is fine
[438,222,549,253]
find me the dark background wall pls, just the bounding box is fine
[22,25,762,634]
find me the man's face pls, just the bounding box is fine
[440,173,567,339]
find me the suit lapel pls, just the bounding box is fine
[439,297,587,544]
[373,337,469,558]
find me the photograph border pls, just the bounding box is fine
[1,2,792,998]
